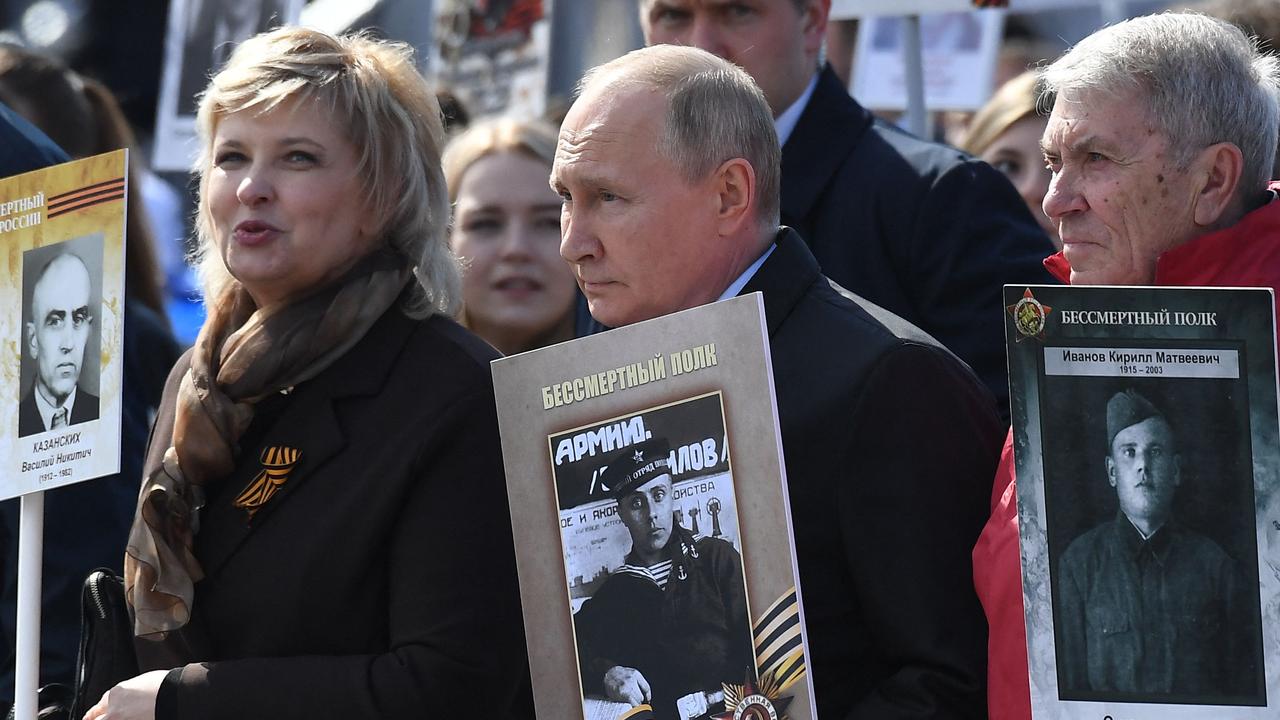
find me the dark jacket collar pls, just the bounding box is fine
[741,227,822,337]
[779,64,875,227]
[196,308,420,577]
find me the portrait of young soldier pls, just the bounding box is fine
[18,249,100,437]
[572,438,753,720]
[1055,389,1254,700]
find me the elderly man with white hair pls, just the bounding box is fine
[972,12,1280,720]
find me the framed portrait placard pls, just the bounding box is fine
[1005,285,1280,718]
[0,151,127,500]
[492,293,816,720]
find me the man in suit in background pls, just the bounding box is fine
[639,0,1058,420]
[19,251,99,437]
[554,43,1002,718]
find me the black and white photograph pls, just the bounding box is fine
[1006,285,1280,719]
[1039,373,1264,706]
[18,234,104,438]
[493,294,815,719]
[550,392,754,720]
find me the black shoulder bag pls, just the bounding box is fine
[68,569,138,719]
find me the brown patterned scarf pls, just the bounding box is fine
[124,250,410,638]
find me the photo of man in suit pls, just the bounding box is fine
[1055,388,1252,700]
[19,251,99,437]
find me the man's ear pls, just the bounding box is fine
[1192,141,1244,227]
[1172,454,1182,488]
[802,1,832,58]
[25,321,36,359]
[1105,456,1117,488]
[712,158,756,236]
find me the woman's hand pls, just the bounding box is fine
[82,670,167,720]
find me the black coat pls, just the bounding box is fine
[135,309,531,719]
[782,67,1058,420]
[741,229,1003,719]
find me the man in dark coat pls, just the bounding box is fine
[553,44,1002,719]
[639,0,1058,419]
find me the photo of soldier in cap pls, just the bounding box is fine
[567,434,753,720]
[1040,381,1265,705]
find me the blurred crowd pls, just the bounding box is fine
[1,0,1279,719]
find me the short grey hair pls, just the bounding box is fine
[194,27,459,317]
[578,45,781,226]
[1041,12,1280,199]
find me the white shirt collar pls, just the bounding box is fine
[717,243,777,301]
[773,72,820,148]
[33,384,76,432]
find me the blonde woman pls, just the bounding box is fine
[89,28,529,719]
[961,71,1059,247]
[444,118,577,354]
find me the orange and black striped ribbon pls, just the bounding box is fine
[972,0,1010,7]
[233,446,301,518]
[753,586,807,693]
[47,177,125,219]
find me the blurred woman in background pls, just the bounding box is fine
[960,70,1059,248]
[87,27,528,718]
[444,118,577,355]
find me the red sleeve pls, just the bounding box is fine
[972,431,1031,720]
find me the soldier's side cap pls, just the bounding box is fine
[602,437,672,500]
[1106,388,1166,448]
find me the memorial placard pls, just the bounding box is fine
[1006,285,1280,718]
[1,151,128,500]
[493,294,816,720]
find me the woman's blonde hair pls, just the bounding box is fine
[959,70,1047,157]
[193,26,459,317]
[442,117,559,204]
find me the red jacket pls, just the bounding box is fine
[974,186,1280,720]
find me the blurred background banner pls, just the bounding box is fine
[853,10,1004,111]
[152,0,305,172]
[433,0,552,121]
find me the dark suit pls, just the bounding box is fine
[782,67,1058,421]
[134,308,530,719]
[741,229,1002,719]
[17,388,99,437]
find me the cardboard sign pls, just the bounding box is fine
[493,294,816,720]
[1006,285,1280,718]
[1,151,127,499]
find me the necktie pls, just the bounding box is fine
[51,407,68,429]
